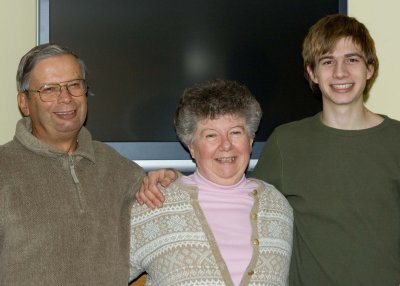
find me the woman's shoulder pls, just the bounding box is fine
[159,177,197,200]
[250,178,293,215]
[131,178,196,222]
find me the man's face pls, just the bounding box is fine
[307,37,374,109]
[18,54,87,144]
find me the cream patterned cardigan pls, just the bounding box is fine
[129,178,293,286]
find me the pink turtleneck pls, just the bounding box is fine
[181,171,258,286]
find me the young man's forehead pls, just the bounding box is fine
[317,38,363,56]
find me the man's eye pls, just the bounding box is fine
[68,81,82,89]
[321,60,334,65]
[41,86,58,94]
[346,57,360,64]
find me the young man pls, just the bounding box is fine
[251,14,400,285]
[138,15,400,285]
[0,44,145,285]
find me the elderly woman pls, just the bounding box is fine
[129,79,293,286]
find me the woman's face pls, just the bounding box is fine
[188,114,253,185]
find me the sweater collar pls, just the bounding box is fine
[15,117,96,163]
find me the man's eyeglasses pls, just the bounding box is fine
[26,79,87,102]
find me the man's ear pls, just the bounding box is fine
[366,64,375,80]
[306,65,319,84]
[17,93,30,116]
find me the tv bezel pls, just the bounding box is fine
[37,0,347,172]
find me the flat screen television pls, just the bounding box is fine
[38,0,347,171]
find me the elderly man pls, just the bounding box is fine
[0,44,145,285]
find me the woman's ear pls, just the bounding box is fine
[188,144,195,159]
[249,138,254,153]
[18,93,30,116]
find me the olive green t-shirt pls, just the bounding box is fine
[253,113,400,286]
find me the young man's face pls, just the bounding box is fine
[307,37,374,108]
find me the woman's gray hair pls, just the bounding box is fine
[175,79,262,148]
[16,43,87,93]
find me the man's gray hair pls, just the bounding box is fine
[16,43,87,93]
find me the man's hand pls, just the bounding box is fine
[136,168,179,208]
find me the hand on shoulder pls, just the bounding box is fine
[135,168,179,208]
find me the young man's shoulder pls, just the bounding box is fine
[380,116,400,140]
[385,115,400,127]
[273,114,319,137]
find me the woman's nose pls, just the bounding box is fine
[219,136,232,150]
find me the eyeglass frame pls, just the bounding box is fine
[25,78,88,102]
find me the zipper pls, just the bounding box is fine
[68,155,86,212]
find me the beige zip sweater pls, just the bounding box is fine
[0,117,145,285]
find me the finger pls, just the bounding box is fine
[135,183,146,204]
[166,168,179,180]
[135,177,149,204]
[145,185,164,207]
[159,168,178,187]
[140,171,167,207]
[142,198,156,209]
[142,181,162,209]
[159,177,172,187]
[147,171,162,189]
[137,189,157,209]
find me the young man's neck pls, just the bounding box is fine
[320,104,384,130]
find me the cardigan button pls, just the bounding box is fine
[252,239,259,246]
[252,189,258,196]
[247,270,254,276]
[251,212,258,220]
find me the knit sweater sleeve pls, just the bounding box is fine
[129,201,147,282]
[259,180,293,285]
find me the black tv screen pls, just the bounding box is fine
[39,0,347,170]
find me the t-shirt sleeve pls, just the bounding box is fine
[252,130,283,191]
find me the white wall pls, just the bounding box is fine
[348,0,400,120]
[1,1,399,144]
[0,0,36,144]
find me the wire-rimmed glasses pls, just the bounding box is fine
[26,79,87,102]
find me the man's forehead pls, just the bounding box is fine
[30,55,82,85]
[318,38,363,57]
